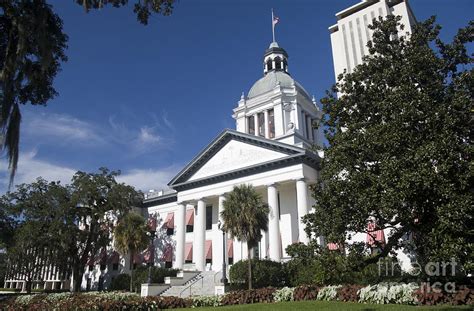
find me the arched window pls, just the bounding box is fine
[274,57,282,70]
[283,59,288,71]
[266,59,273,71]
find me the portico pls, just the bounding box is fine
[143,40,322,273]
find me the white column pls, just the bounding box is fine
[217,195,228,269]
[194,199,206,271]
[174,203,186,270]
[254,114,259,137]
[264,110,270,138]
[296,179,310,244]
[267,184,281,262]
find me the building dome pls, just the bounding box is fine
[248,71,311,100]
[247,41,311,100]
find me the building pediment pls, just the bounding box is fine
[168,129,319,191]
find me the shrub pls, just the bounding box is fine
[336,284,364,302]
[1,291,191,310]
[221,287,276,305]
[293,285,320,301]
[229,259,286,289]
[358,282,418,305]
[110,273,131,291]
[191,295,223,307]
[317,285,341,301]
[273,287,294,302]
[414,284,474,306]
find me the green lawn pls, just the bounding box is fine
[186,301,473,311]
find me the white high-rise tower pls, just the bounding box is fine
[329,0,416,81]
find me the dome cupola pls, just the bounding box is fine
[263,41,289,74]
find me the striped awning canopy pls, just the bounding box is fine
[162,212,175,229]
[205,240,212,260]
[186,209,194,225]
[227,239,233,258]
[185,242,193,261]
[366,222,386,246]
[161,244,173,262]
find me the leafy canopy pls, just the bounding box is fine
[305,16,473,273]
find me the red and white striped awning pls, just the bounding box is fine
[205,240,212,260]
[227,239,234,258]
[147,216,157,231]
[185,242,193,261]
[186,209,194,226]
[327,243,341,251]
[162,212,174,229]
[143,244,155,263]
[366,222,386,246]
[161,244,173,262]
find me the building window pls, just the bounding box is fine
[268,109,275,138]
[88,265,94,272]
[266,59,272,71]
[274,57,282,70]
[248,115,255,135]
[165,261,172,268]
[257,112,265,137]
[306,116,311,139]
[186,225,193,233]
[206,205,212,230]
[167,227,174,236]
[228,257,234,265]
[100,264,106,271]
[112,263,119,271]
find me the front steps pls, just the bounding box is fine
[160,270,223,298]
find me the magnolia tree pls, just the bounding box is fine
[305,16,473,275]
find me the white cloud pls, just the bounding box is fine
[0,151,179,194]
[0,149,76,192]
[23,112,104,145]
[117,166,179,192]
[22,111,173,156]
[137,127,161,145]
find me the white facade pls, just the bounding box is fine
[329,0,416,81]
[143,41,322,274]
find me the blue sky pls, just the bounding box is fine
[1,0,472,193]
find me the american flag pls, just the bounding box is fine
[273,15,280,26]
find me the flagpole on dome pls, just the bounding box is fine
[271,8,275,43]
[271,9,279,43]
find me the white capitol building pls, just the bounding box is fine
[4,0,416,294]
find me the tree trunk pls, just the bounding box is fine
[129,252,134,292]
[71,265,82,292]
[247,245,252,290]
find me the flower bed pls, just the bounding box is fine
[1,283,472,310]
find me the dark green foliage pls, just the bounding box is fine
[222,184,270,289]
[293,285,320,301]
[110,273,131,291]
[113,212,150,292]
[229,259,287,289]
[305,16,473,274]
[1,168,143,292]
[75,0,175,25]
[285,242,404,286]
[0,1,68,184]
[131,266,178,293]
[221,288,276,305]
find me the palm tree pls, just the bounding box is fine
[114,212,149,292]
[221,184,269,289]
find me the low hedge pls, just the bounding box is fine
[1,283,472,309]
